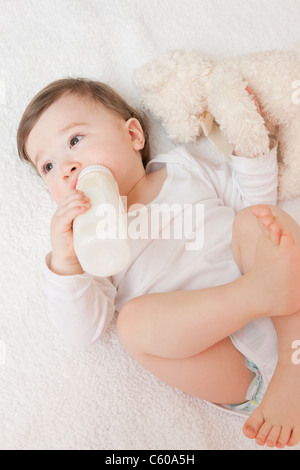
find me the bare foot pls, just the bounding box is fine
[251,205,281,245]
[243,361,300,448]
[243,205,300,448]
[249,205,300,317]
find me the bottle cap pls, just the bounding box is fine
[77,165,114,183]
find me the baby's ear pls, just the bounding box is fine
[125,118,145,150]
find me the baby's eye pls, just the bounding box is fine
[41,162,54,175]
[70,135,82,147]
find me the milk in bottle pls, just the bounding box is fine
[73,165,131,277]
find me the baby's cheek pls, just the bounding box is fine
[49,185,64,205]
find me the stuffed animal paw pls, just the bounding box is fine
[134,47,300,200]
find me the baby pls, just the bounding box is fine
[17,78,300,448]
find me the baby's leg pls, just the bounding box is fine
[121,335,255,405]
[236,206,300,448]
[232,205,300,317]
[117,288,256,405]
[118,204,300,446]
[118,206,299,362]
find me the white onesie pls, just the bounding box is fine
[43,144,279,391]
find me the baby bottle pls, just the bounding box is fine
[73,165,131,277]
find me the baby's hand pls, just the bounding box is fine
[245,86,261,115]
[49,190,90,275]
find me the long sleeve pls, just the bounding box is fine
[43,252,117,348]
[199,138,278,212]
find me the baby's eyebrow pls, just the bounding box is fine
[33,122,89,167]
[59,122,89,134]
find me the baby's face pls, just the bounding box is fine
[26,93,145,205]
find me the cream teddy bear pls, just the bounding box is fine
[134,48,300,200]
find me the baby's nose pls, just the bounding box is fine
[63,163,79,178]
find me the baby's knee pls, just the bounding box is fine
[117,298,142,354]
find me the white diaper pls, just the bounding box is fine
[230,317,278,389]
[204,318,278,417]
[222,357,267,415]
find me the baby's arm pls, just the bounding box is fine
[44,252,117,347]
[44,190,117,347]
[231,137,278,209]
[204,86,278,211]
[200,137,278,212]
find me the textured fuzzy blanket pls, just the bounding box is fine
[0,0,299,450]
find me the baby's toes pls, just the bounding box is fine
[257,215,274,234]
[251,205,272,219]
[267,222,281,246]
[287,427,300,447]
[254,421,273,446]
[265,425,282,448]
[243,407,265,440]
[276,426,293,448]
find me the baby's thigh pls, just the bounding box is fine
[124,336,253,405]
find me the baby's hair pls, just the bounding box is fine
[17,78,151,174]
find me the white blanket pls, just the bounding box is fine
[1,0,300,450]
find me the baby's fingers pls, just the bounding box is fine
[62,202,90,223]
[52,200,90,232]
[59,189,87,207]
[56,192,90,217]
